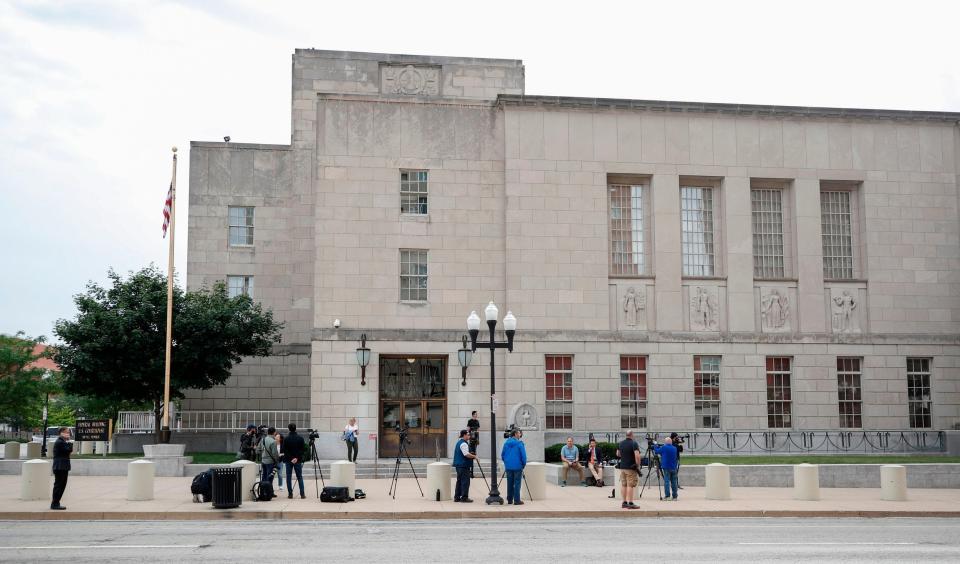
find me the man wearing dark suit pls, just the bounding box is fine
[51,427,72,510]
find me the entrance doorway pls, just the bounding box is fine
[379,356,446,458]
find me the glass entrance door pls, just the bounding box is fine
[379,356,446,458]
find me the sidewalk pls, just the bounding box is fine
[1,475,958,520]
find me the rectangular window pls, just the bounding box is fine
[694,356,721,429]
[226,275,253,298]
[752,188,786,278]
[620,355,648,429]
[907,358,932,429]
[545,355,573,429]
[228,206,254,246]
[681,186,716,277]
[609,184,647,276]
[821,190,854,279]
[837,357,862,429]
[766,356,792,428]
[399,249,428,302]
[400,170,428,214]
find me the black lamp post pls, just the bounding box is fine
[356,334,371,386]
[466,302,516,505]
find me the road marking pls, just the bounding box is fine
[0,545,201,550]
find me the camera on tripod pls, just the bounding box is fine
[503,423,518,439]
[307,429,319,441]
[644,434,660,447]
[394,423,411,445]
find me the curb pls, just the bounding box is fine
[3,509,960,521]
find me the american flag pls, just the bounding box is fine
[162,183,173,238]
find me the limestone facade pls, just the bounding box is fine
[185,49,960,459]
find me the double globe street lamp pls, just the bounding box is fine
[458,301,516,505]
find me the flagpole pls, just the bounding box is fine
[161,146,177,444]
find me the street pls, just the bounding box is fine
[1,518,959,562]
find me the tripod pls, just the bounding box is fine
[637,445,663,501]
[495,465,534,502]
[388,436,424,499]
[308,438,325,499]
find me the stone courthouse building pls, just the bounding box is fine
[184,49,959,459]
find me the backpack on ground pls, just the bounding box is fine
[320,486,352,503]
[253,480,275,502]
[191,470,213,503]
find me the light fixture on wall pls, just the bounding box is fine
[356,333,371,386]
[457,335,473,386]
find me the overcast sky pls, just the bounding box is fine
[1,0,958,340]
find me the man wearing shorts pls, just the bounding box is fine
[616,430,641,509]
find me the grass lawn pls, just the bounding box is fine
[680,455,960,465]
[187,452,239,464]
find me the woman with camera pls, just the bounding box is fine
[343,417,359,462]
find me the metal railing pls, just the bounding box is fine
[116,410,311,433]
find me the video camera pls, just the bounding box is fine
[644,434,660,448]
[307,429,320,441]
[672,433,691,445]
[394,422,411,445]
[503,423,517,439]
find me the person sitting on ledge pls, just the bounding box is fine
[586,438,604,487]
[560,436,585,487]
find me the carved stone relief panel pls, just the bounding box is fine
[508,402,540,431]
[689,285,720,331]
[381,64,441,96]
[828,286,863,334]
[620,285,648,331]
[760,287,792,333]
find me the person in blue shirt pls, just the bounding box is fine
[452,429,478,502]
[655,437,680,500]
[560,437,585,487]
[501,428,527,505]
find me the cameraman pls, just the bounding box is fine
[654,437,679,500]
[616,430,641,509]
[501,427,527,505]
[453,429,478,502]
[239,424,257,461]
[670,432,685,490]
[283,423,306,499]
[467,411,480,477]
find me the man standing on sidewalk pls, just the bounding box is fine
[283,424,306,499]
[50,427,72,510]
[656,437,680,500]
[501,427,527,505]
[616,430,641,509]
[453,429,478,502]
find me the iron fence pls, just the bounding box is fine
[116,410,311,433]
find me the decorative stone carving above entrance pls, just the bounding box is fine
[760,288,791,333]
[508,402,540,431]
[690,286,719,331]
[381,64,441,96]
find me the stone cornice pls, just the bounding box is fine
[497,94,960,123]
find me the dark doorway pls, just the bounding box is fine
[378,356,446,458]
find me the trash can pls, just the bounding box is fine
[212,466,243,509]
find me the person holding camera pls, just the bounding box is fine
[616,430,641,509]
[586,438,604,487]
[453,429,478,502]
[343,417,359,462]
[258,427,280,497]
[239,424,257,461]
[284,423,306,499]
[655,437,680,500]
[560,436,585,487]
[670,432,685,489]
[501,427,527,505]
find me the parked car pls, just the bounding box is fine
[32,427,74,444]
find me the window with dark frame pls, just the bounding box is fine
[620,355,648,429]
[907,358,932,429]
[545,355,573,429]
[226,275,254,298]
[837,357,862,429]
[400,170,428,215]
[694,356,721,429]
[766,356,792,428]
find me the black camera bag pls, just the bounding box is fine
[320,486,352,503]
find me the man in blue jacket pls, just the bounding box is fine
[453,429,478,502]
[654,437,680,500]
[501,428,527,505]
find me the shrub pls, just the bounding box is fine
[545,442,619,463]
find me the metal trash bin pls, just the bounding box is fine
[211,466,243,509]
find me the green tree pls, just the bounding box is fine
[0,333,58,430]
[54,266,283,440]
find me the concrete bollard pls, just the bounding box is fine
[25,442,41,459]
[793,463,820,501]
[79,441,94,455]
[126,460,155,501]
[3,442,19,460]
[230,460,259,501]
[705,463,731,500]
[523,462,547,501]
[426,462,451,501]
[880,464,908,501]
[330,461,356,493]
[20,459,51,501]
